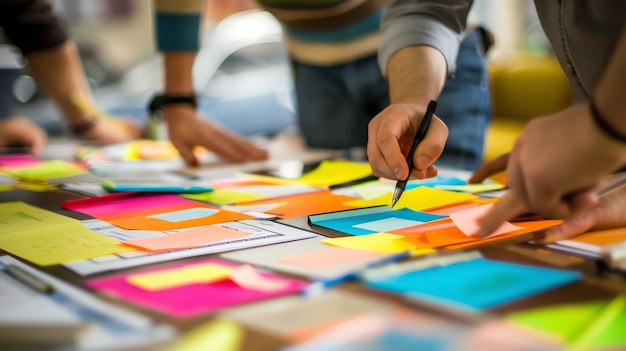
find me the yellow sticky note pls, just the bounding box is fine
[14,182,58,192]
[1,160,86,181]
[294,160,372,187]
[322,233,415,253]
[344,194,390,208]
[0,201,77,234]
[353,181,394,200]
[346,186,478,211]
[163,318,243,351]
[240,160,373,188]
[127,263,233,292]
[184,189,265,205]
[0,221,132,266]
[435,183,504,193]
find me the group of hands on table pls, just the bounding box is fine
[3,99,625,245]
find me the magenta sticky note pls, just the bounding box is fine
[63,192,198,217]
[86,259,307,317]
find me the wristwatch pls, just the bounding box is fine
[148,93,197,115]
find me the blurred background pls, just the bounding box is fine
[2,0,552,141]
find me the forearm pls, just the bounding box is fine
[387,45,447,105]
[163,52,196,95]
[594,25,626,138]
[24,40,93,125]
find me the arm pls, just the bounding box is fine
[153,0,268,166]
[477,26,626,239]
[2,0,141,144]
[367,0,473,180]
[24,41,142,143]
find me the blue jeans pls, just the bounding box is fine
[293,30,491,171]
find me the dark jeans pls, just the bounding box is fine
[0,68,18,119]
[293,29,491,171]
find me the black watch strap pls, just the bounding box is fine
[148,94,197,114]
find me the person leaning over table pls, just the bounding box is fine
[366,0,626,242]
[0,0,142,156]
[150,0,492,170]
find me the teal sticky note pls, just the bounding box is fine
[149,208,219,222]
[365,258,581,311]
[309,206,446,236]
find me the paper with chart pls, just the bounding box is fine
[63,218,318,276]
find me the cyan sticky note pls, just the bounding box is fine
[309,206,446,236]
[365,258,581,311]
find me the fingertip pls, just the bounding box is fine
[187,156,199,168]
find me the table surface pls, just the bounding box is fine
[2,138,626,350]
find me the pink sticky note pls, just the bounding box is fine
[63,192,198,217]
[230,264,289,292]
[278,246,384,269]
[0,154,41,167]
[87,259,306,317]
[449,203,521,237]
[124,225,250,251]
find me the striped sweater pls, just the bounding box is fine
[153,0,382,66]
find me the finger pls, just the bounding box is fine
[537,211,597,244]
[30,132,47,157]
[203,129,261,162]
[468,153,509,184]
[368,123,407,180]
[476,191,528,237]
[413,116,448,171]
[171,140,198,167]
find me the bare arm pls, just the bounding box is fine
[25,41,141,143]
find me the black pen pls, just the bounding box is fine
[391,100,437,207]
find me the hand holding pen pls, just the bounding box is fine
[391,100,438,207]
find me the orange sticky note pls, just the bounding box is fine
[104,203,253,231]
[124,225,249,251]
[240,190,357,218]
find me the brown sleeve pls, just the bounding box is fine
[0,0,69,53]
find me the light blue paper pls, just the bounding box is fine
[309,206,446,236]
[365,258,581,310]
[148,207,219,222]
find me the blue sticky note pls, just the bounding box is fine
[405,176,467,190]
[149,207,219,222]
[365,258,581,311]
[309,206,446,236]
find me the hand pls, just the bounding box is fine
[164,105,268,167]
[468,153,509,184]
[367,103,448,181]
[80,116,143,144]
[0,116,47,156]
[477,103,626,237]
[534,185,626,243]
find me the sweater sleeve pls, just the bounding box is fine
[153,0,204,52]
[0,0,69,53]
[378,0,473,77]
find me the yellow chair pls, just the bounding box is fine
[483,55,574,161]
